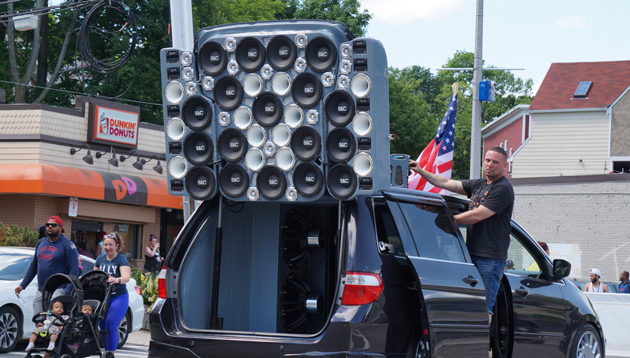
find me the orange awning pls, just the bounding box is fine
[0,163,182,209]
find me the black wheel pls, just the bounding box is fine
[570,324,602,358]
[116,310,131,349]
[0,306,20,353]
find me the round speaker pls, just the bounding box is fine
[253,93,283,127]
[258,166,286,200]
[218,128,247,162]
[185,167,216,200]
[350,73,371,98]
[243,74,263,98]
[219,164,249,198]
[284,104,303,128]
[292,73,322,109]
[164,81,184,104]
[305,37,337,73]
[245,149,265,171]
[327,164,357,200]
[276,147,295,171]
[271,124,291,147]
[325,90,355,127]
[326,128,355,163]
[183,132,213,166]
[236,37,265,73]
[246,124,266,148]
[198,41,227,76]
[166,118,186,141]
[267,35,297,71]
[234,106,253,130]
[291,127,321,161]
[352,112,373,136]
[182,96,212,130]
[352,152,373,177]
[167,156,188,179]
[293,163,323,197]
[214,77,243,111]
[271,72,291,96]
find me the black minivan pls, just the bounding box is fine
[148,187,604,358]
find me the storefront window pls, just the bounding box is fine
[71,220,103,259]
[113,223,140,261]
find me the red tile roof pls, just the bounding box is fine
[529,61,630,111]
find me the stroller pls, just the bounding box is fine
[25,272,113,358]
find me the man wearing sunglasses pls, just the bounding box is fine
[15,216,80,313]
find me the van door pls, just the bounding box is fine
[383,191,489,358]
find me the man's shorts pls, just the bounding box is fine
[471,255,506,314]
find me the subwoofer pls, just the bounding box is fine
[181,96,212,131]
[236,37,265,72]
[326,164,356,200]
[218,128,247,162]
[293,163,323,197]
[326,128,355,163]
[198,41,227,76]
[183,132,213,166]
[219,164,249,198]
[258,166,286,200]
[305,37,336,73]
[215,76,243,111]
[325,91,354,127]
[185,166,216,200]
[253,93,283,127]
[291,127,321,161]
[292,73,322,109]
[267,35,297,71]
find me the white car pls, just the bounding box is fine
[0,246,145,352]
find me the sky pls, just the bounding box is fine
[359,0,630,95]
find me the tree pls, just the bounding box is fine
[277,0,371,37]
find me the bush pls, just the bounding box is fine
[0,222,38,247]
[131,266,159,307]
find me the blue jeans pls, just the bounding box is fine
[471,256,506,314]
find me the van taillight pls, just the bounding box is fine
[158,266,168,299]
[341,272,383,305]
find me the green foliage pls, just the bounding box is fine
[0,222,39,247]
[280,0,372,37]
[130,265,159,307]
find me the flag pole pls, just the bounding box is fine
[452,82,459,101]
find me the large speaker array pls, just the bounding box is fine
[161,21,390,201]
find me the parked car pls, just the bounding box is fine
[148,188,605,358]
[0,246,145,352]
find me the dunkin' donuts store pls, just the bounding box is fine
[0,97,184,268]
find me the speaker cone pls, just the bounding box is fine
[276,147,295,171]
[166,118,186,141]
[182,96,212,130]
[280,273,322,333]
[236,37,265,73]
[350,73,371,98]
[271,72,291,96]
[352,152,373,177]
[234,106,253,130]
[218,129,247,162]
[185,166,216,200]
[305,37,337,73]
[220,164,249,198]
[291,127,321,161]
[267,35,297,71]
[183,132,213,165]
[292,73,322,109]
[215,77,243,111]
[325,91,355,127]
[246,124,266,148]
[258,166,286,200]
[167,156,188,179]
[198,41,227,76]
[293,163,323,197]
[327,164,357,200]
[243,74,263,98]
[284,104,303,128]
[352,112,372,136]
[326,128,355,163]
[271,124,291,147]
[253,93,283,127]
[245,149,265,172]
[164,81,184,104]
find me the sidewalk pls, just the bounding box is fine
[127,329,150,347]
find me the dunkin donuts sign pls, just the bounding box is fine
[93,105,139,146]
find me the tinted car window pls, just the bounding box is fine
[505,233,546,277]
[372,200,405,256]
[0,254,32,280]
[398,202,466,262]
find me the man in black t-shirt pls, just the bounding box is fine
[409,146,514,322]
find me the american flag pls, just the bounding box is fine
[408,92,458,194]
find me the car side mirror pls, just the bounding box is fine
[552,259,571,278]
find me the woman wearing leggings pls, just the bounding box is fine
[94,232,130,354]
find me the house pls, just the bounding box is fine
[481,61,630,280]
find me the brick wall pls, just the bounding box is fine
[0,194,60,231]
[513,181,630,282]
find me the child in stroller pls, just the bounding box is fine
[25,298,70,357]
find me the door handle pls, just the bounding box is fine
[515,287,529,298]
[462,275,479,287]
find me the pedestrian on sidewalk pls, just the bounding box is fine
[619,271,630,293]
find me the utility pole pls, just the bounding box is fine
[470,0,483,179]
